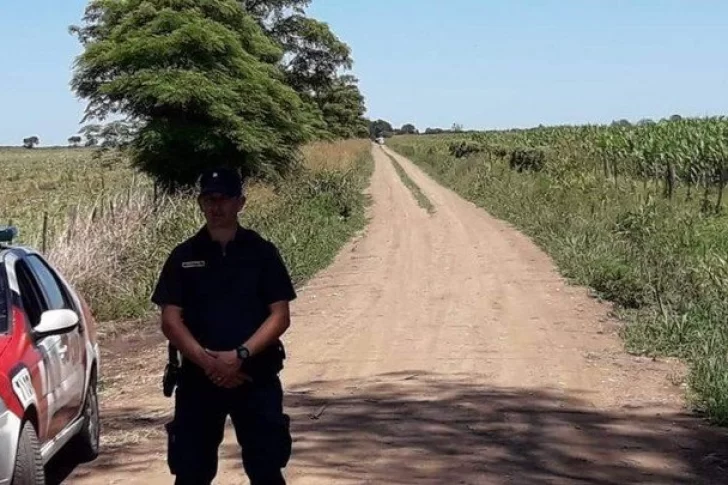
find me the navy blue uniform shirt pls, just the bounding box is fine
[151,225,297,353]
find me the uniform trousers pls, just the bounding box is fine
[166,365,292,485]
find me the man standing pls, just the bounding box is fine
[152,167,296,485]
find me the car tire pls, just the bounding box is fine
[11,420,45,485]
[71,377,100,462]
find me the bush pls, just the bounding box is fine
[491,145,509,158]
[509,148,547,172]
[448,140,484,158]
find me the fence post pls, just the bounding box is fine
[42,212,48,254]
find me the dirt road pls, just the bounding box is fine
[54,145,727,484]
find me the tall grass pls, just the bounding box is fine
[390,134,728,426]
[2,140,373,322]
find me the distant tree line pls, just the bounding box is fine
[68,0,370,192]
[368,120,467,139]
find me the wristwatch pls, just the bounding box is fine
[236,345,250,362]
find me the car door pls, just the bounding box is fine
[12,256,66,442]
[18,255,85,437]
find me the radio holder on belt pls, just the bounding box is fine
[163,343,180,397]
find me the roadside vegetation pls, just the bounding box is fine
[388,117,728,425]
[0,139,373,322]
[382,149,434,214]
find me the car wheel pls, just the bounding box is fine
[71,378,100,462]
[11,420,45,485]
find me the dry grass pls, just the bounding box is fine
[44,185,203,319]
[301,139,372,171]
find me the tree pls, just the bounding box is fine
[70,0,313,191]
[68,136,82,147]
[369,119,393,139]
[399,124,418,135]
[316,75,368,139]
[612,119,632,127]
[240,0,367,140]
[23,136,39,149]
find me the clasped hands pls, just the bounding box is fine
[202,349,253,388]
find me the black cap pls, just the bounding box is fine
[198,167,243,198]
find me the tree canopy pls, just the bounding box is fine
[369,119,393,139]
[241,0,368,141]
[398,123,418,135]
[70,0,368,191]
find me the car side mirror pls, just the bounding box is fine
[34,309,80,338]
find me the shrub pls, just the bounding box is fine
[510,148,547,172]
[448,140,484,159]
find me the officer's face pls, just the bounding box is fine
[198,193,245,228]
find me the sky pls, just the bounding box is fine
[1,1,727,146]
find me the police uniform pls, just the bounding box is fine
[152,197,297,484]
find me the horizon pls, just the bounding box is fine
[1,1,727,146]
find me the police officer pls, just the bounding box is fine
[152,167,296,485]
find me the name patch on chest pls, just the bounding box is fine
[182,260,206,269]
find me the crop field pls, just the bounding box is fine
[0,147,147,248]
[0,140,373,323]
[388,117,728,424]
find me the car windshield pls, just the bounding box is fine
[0,262,7,333]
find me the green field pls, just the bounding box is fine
[1,140,373,322]
[388,118,728,425]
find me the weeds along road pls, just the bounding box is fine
[56,145,728,484]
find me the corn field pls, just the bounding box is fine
[438,116,728,211]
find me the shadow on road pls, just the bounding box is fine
[276,372,728,484]
[49,371,728,484]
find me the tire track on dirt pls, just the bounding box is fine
[59,144,728,485]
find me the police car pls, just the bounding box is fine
[0,226,100,484]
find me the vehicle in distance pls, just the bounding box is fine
[0,226,101,485]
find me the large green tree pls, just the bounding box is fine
[240,0,368,139]
[70,0,313,191]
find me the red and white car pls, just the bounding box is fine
[0,227,100,484]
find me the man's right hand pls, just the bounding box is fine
[202,352,252,388]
